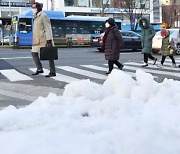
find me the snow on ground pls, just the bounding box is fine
[0,69,180,154]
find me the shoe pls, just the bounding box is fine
[106,71,111,75]
[153,58,157,65]
[141,62,148,67]
[119,65,124,70]
[32,70,44,75]
[45,72,56,77]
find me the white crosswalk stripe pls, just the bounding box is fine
[0,69,33,81]
[124,62,180,78]
[1,61,180,83]
[57,66,107,80]
[29,68,80,83]
[81,64,137,78]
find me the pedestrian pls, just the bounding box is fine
[31,2,56,77]
[159,28,176,67]
[101,18,124,74]
[139,17,157,67]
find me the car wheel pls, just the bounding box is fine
[176,44,180,55]
[132,49,138,52]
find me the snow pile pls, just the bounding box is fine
[0,69,180,154]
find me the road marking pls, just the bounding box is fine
[0,69,33,81]
[0,57,32,60]
[29,68,80,83]
[0,89,36,101]
[81,64,137,78]
[57,66,107,80]
[124,62,180,78]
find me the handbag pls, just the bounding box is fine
[169,49,175,55]
[40,46,58,60]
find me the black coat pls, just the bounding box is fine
[103,25,124,60]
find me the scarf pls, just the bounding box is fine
[103,26,111,43]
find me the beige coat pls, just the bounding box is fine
[32,11,54,53]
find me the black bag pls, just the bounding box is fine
[40,46,58,60]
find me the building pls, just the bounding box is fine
[36,0,162,24]
[0,0,34,42]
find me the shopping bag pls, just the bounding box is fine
[40,46,58,60]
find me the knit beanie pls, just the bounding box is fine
[106,18,115,26]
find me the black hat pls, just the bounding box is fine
[106,18,115,26]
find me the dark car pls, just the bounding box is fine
[91,30,142,52]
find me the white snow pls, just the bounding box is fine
[0,69,180,154]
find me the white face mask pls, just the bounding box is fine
[105,22,110,28]
[142,22,146,26]
[32,8,37,15]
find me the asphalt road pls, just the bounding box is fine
[0,47,180,108]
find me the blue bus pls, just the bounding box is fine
[10,10,121,47]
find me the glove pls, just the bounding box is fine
[46,40,52,47]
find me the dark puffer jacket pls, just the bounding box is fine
[139,17,155,54]
[103,25,124,60]
[161,30,174,56]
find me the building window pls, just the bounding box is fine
[65,0,75,6]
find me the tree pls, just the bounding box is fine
[97,0,120,16]
[119,0,149,31]
[98,0,110,17]
[162,3,180,28]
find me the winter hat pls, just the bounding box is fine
[106,18,115,26]
[160,29,167,37]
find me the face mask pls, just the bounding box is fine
[105,22,110,28]
[32,8,37,15]
[142,22,146,26]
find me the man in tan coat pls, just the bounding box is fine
[31,2,56,77]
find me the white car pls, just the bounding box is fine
[152,29,180,54]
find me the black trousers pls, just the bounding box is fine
[108,60,123,71]
[32,52,56,73]
[144,53,155,63]
[161,55,176,65]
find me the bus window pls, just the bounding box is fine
[77,21,90,34]
[90,21,105,34]
[65,21,77,34]
[51,20,65,37]
[18,18,32,33]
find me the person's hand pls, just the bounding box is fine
[46,40,52,47]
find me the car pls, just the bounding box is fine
[152,29,180,54]
[0,36,10,45]
[90,30,142,52]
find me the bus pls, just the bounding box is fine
[10,10,121,47]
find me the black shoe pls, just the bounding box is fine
[119,65,124,70]
[32,70,44,75]
[45,72,56,77]
[106,71,111,75]
[153,58,157,65]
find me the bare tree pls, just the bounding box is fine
[119,0,149,31]
[98,0,110,17]
[162,3,180,28]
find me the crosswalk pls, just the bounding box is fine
[1,58,180,83]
